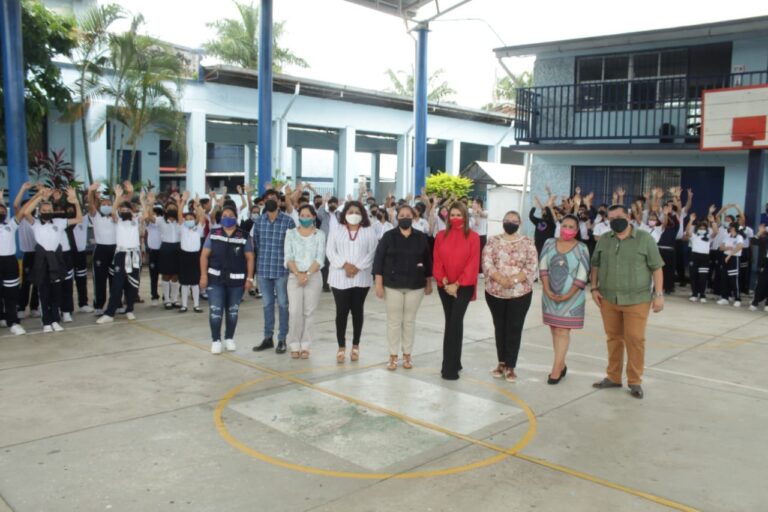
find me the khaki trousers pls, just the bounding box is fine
[599,301,651,385]
[384,287,425,355]
[286,272,322,352]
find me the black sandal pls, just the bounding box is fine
[592,377,622,389]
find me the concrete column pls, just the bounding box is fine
[396,133,410,199]
[245,143,257,186]
[293,146,302,181]
[445,139,461,176]
[337,127,356,199]
[413,25,429,193]
[88,100,109,182]
[371,151,381,199]
[185,110,206,196]
[488,144,502,163]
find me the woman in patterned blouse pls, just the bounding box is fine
[539,214,591,385]
[481,211,538,383]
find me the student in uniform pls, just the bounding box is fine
[69,203,92,313]
[145,203,163,306]
[21,186,83,333]
[0,192,27,335]
[177,192,205,313]
[151,195,182,309]
[96,184,142,324]
[685,212,718,303]
[717,223,744,307]
[13,182,39,319]
[749,224,768,312]
[55,197,76,324]
[86,182,117,315]
[657,205,679,294]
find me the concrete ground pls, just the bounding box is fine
[0,275,766,512]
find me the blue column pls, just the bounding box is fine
[0,0,29,213]
[413,25,429,194]
[257,0,273,194]
[745,149,765,227]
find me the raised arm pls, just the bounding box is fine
[13,181,33,222]
[65,187,83,226]
[21,188,49,224]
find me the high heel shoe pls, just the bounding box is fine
[547,365,567,385]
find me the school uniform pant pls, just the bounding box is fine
[148,248,160,300]
[739,249,751,294]
[60,251,75,314]
[384,287,424,356]
[752,260,768,307]
[659,247,676,294]
[92,244,116,310]
[0,255,20,325]
[675,239,689,284]
[331,286,369,347]
[599,301,651,386]
[73,249,88,307]
[286,272,322,352]
[438,285,474,379]
[721,256,741,301]
[689,252,710,299]
[38,279,62,326]
[207,283,243,341]
[485,291,533,369]
[104,254,140,316]
[709,250,723,295]
[19,251,38,312]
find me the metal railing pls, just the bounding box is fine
[514,71,768,144]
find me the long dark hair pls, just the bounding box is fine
[339,200,371,228]
[445,201,471,237]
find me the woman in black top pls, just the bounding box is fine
[658,204,680,294]
[529,197,556,255]
[373,205,433,371]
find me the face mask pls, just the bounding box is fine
[165,209,177,218]
[328,204,338,212]
[560,227,578,241]
[439,211,447,220]
[610,218,629,233]
[449,217,464,229]
[264,199,278,213]
[153,207,163,216]
[250,213,259,222]
[299,218,314,228]
[346,213,362,226]
[598,210,606,217]
[314,201,323,209]
[648,220,657,227]
[220,216,237,228]
[40,212,54,223]
[503,222,520,235]
[697,230,707,237]
[99,205,112,216]
[398,218,413,230]
[184,219,196,228]
[0,213,6,223]
[118,211,132,221]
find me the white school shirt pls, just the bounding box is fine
[722,234,744,257]
[73,216,90,252]
[710,229,727,251]
[0,218,19,256]
[471,210,488,236]
[592,220,611,238]
[373,221,394,240]
[326,225,378,290]
[689,229,712,255]
[412,218,429,234]
[180,224,204,252]
[638,224,663,243]
[90,213,117,245]
[146,221,161,250]
[32,218,67,252]
[157,217,181,244]
[18,218,36,252]
[59,222,71,252]
[740,226,754,254]
[115,219,140,249]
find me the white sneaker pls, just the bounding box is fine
[211,341,223,354]
[733,301,741,308]
[700,298,707,304]
[42,325,53,333]
[94,309,104,316]
[716,299,729,306]
[62,312,73,323]
[749,305,758,312]
[79,305,94,313]
[151,299,159,307]
[51,322,64,332]
[0,320,7,328]
[17,310,26,319]
[126,312,136,321]
[10,324,26,335]
[96,315,114,324]
[764,306,768,313]
[225,339,236,352]
[689,296,698,303]
[30,309,41,318]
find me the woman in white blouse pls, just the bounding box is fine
[284,204,326,359]
[326,201,378,363]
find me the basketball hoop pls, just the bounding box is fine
[700,85,768,151]
[733,134,756,148]
[731,115,766,148]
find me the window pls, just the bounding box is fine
[576,48,690,111]
[206,143,244,173]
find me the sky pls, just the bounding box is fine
[106,0,768,109]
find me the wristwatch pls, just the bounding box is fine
[246,277,254,283]
[654,291,664,298]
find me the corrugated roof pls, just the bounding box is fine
[460,161,526,186]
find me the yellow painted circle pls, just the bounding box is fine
[214,369,538,479]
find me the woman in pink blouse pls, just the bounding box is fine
[482,210,539,382]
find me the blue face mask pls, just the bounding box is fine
[251,213,259,222]
[220,216,237,228]
[184,220,196,229]
[100,205,112,216]
[299,218,314,228]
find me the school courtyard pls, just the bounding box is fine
[0,277,765,512]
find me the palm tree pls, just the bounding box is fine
[204,1,308,73]
[485,71,533,109]
[385,68,456,103]
[64,3,124,185]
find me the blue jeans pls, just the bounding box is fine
[258,275,289,341]
[207,284,243,341]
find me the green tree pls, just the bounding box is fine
[483,71,533,110]
[0,0,77,160]
[204,1,308,73]
[62,3,124,185]
[385,67,456,103]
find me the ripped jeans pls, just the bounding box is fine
[207,284,244,342]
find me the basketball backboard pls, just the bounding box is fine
[700,84,768,151]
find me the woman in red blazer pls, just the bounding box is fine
[433,201,480,380]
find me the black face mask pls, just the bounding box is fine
[503,222,520,235]
[119,211,133,221]
[264,199,278,213]
[610,218,629,233]
[314,201,323,209]
[40,212,54,223]
[165,209,177,218]
[153,207,164,216]
[328,204,338,212]
[398,218,413,230]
